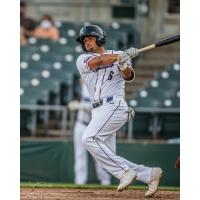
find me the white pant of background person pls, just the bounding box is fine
[82,96,152,184]
[73,120,111,185]
[73,84,111,185]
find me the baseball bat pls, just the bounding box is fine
[138,34,180,53]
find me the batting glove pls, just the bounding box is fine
[118,52,130,65]
[124,47,138,59]
[118,52,130,71]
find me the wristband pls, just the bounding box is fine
[120,63,128,71]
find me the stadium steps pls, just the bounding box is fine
[125,42,179,101]
[161,14,180,38]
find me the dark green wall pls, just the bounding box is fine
[20,139,180,186]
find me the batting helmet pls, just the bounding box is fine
[76,25,106,51]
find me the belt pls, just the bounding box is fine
[81,97,90,102]
[92,96,113,109]
[77,120,89,126]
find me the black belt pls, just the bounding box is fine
[78,120,89,126]
[92,96,113,109]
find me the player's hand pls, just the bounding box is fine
[118,52,130,70]
[118,52,130,65]
[124,47,138,59]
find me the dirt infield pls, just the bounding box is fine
[20,188,180,200]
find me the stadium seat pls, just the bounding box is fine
[21,85,49,105]
[20,79,29,87]
[145,87,175,100]
[20,69,40,79]
[27,60,52,72]
[50,69,74,84]
[32,38,56,46]
[50,44,75,56]
[38,77,60,94]
[163,97,180,108]
[130,97,161,108]
[40,52,64,63]
[20,46,38,62]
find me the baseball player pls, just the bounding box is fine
[73,82,111,185]
[76,24,163,197]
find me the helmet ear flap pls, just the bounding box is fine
[96,31,106,46]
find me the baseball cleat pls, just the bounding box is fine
[144,167,163,198]
[117,169,137,192]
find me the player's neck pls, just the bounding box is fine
[94,47,105,54]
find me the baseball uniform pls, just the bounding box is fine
[76,50,152,184]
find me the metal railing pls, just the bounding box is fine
[20,104,68,137]
[127,107,180,139]
[20,104,180,140]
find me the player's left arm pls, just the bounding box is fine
[119,63,135,82]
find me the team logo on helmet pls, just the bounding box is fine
[80,27,86,35]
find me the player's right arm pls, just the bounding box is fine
[76,48,139,74]
[87,47,139,71]
[76,53,120,73]
[87,54,119,70]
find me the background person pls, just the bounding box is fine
[33,14,60,41]
[73,83,111,185]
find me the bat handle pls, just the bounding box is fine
[138,44,156,53]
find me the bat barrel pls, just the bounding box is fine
[155,34,180,47]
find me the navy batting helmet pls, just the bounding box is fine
[76,25,106,51]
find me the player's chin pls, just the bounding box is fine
[86,47,94,52]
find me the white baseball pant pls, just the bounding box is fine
[73,121,111,185]
[82,96,152,184]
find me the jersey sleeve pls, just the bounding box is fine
[76,54,96,74]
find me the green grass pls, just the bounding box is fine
[20,182,180,191]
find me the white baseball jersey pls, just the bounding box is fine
[76,84,91,125]
[76,50,133,103]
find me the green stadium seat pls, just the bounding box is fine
[40,52,64,63]
[163,98,180,108]
[21,86,49,104]
[20,48,36,62]
[20,69,40,79]
[168,70,180,81]
[20,95,38,105]
[20,79,30,88]
[60,27,78,40]
[130,97,161,108]
[59,21,78,30]
[50,43,74,55]
[33,38,56,46]
[50,69,74,85]
[27,60,52,72]
[39,77,60,94]
[145,87,175,100]
[60,61,78,74]
[154,78,179,89]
